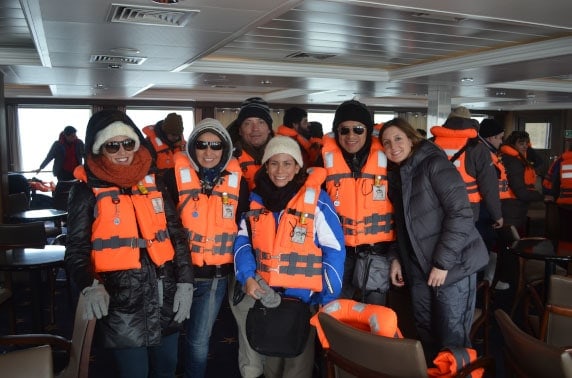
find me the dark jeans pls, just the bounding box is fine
[111,332,179,378]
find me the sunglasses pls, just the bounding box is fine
[195,140,223,150]
[103,139,136,154]
[339,126,366,135]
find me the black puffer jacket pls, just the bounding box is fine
[65,110,193,348]
[389,140,488,285]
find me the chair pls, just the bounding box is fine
[317,312,494,378]
[495,225,566,318]
[539,275,572,347]
[470,279,491,356]
[0,293,96,378]
[495,309,568,378]
[4,192,30,221]
[0,286,15,333]
[0,344,53,378]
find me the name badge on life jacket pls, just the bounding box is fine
[222,192,234,219]
[151,198,165,213]
[291,226,307,244]
[373,175,386,201]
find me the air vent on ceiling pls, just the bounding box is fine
[410,12,466,23]
[107,4,199,27]
[285,51,336,61]
[90,54,147,65]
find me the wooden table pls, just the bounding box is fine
[0,245,65,331]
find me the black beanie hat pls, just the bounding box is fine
[235,97,273,129]
[332,100,373,134]
[479,119,504,138]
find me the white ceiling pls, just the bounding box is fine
[2,0,572,111]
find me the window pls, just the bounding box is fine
[374,112,396,124]
[17,107,91,182]
[308,112,335,134]
[525,122,551,149]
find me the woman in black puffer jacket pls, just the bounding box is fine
[380,118,488,363]
[65,109,193,378]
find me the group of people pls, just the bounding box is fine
[57,97,565,378]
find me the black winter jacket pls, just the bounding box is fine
[65,109,193,349]
[66,172,193,348]
[388,140,488,286]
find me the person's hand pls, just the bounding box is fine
[82,280,110,320]
[173,283,193,323]
[390,259,405,287]
[492,217,503,229]
[35,168,41,175]
[255,275,281,308]
[544,195,555,202]
[427,267,448,287]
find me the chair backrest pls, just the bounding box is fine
[317,312,427,378]
[541,275,572,347]
[5,192,30,217]
[495,309,566,378]
[0,222,46,249]
[58,293,96,378]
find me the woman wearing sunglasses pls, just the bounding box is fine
[320,100,402,307]
[65,109,194,378]
[169,118,249,378]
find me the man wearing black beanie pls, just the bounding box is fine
[321,99,401,306]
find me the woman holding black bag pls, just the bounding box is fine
[233,136,345,377]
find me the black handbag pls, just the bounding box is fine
[246,297,311,357]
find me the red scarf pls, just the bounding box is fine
[87,148,153,188]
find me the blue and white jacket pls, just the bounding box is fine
[234,190,345,305]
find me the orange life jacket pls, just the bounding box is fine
[142,125,186,170]
[237,149,260,191]
[246,168,327,292]
[174,152,241,267]
[310,298,402,349]
[490,151,514,200]
[74,167,175,273]
[427,347,483,378]
[276,124,321,166]
[321,135,394,247]
[500,144,538,197]
[556,151,572,205]
[431,126,481,203]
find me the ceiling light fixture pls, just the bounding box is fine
[461,77,474,83]
[152,0,180,3]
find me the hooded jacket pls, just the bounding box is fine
[388,140,488,285]
[65,109,193,349]
[173,118,249,277]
